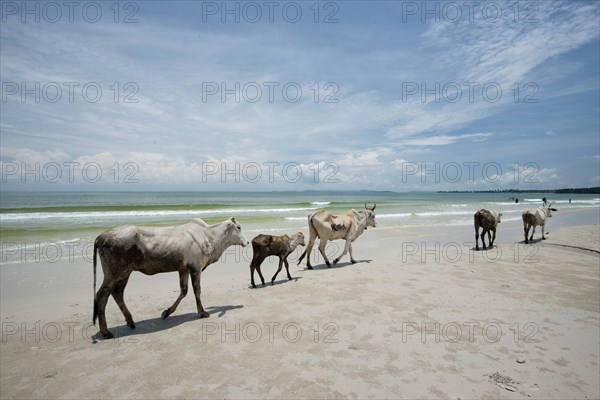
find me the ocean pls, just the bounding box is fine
[1,191,598,264]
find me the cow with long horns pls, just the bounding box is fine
[298,204,376,269]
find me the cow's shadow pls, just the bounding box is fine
[92,304,243,342]
[520,238,546,245]
[305,259,372,270]
[249,276,303,289]
[470,244,500,251]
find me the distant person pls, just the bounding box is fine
[515,198,519,203]
[569,199,572,204]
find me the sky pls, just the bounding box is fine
[1,0,599,192]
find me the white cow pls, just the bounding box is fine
[522,204,557,244]
[93,218,249,339]
[298,205,376,269]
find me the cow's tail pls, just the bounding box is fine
[93,238,98,325]
[297,214,318,265]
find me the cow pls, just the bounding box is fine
[93,217,249,339]
[297,204,376,269]
[522,204,557,244]
[474,209,502,250]
[249,232,306,288]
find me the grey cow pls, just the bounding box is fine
[93,218,249,339]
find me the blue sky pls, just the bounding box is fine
[1,0,599,191]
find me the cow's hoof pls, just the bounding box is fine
[307,265,313,270]
[251,283,256,289]
[161,309,171,320]
[542,237,546,240]
[127,323,136,330]
[326,261,331,268]
[271,280,275,285]
[102,331,114,339]
[199,311,210,319]
[351,259,357,264]
[288,277,292,281]
[475,247,480,251]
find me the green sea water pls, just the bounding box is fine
[1,191,598,264]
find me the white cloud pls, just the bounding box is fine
[2,147,68,164]
[1,1,598,190]
[404,133,493,147]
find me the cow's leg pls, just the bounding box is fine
[250,255,266,288]
[475,228,480,251]
[190,269,210,319]
[256,262,266,287]
[250,257,256,288]
[486,229,493,248]
[112,275,135,329]
[348,242,357,264]
[524,224,530,244]
[481,229,488,249]
[490,228,496,247]
[302,236,317,270]
[284,258,293,280]
[530,226,535,241]
[334,239,352,266]
[318,239,331,267]
[95,280,115,339]
[162,270,189,319]
[541,224,546,240]
[271,257,284,284]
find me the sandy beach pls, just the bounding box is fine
[1,208,599,399]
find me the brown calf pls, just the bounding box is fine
[250,232,305,288]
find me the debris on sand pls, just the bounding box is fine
[486,372,519,392]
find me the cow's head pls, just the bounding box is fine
[294,232,306,247]
[227,217,249,247]
[546,204,557,217]
[364,204,377,229]
[495,212,503,224]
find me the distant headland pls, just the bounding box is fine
[437,187,600,194]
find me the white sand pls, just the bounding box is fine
[1,209,599,399]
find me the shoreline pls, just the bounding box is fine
[1,208,598,321]
[1,208,599,399]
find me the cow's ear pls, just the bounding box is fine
[550,208,558,211]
